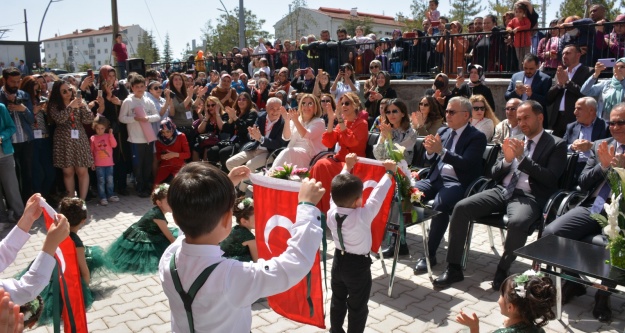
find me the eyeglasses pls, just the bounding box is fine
[419,102,429,107]
[151,86,162,90]
[445,110,467,116]
[341,101,351,106]
[505,107,517,111]
[385,109,400,115]
[206,103,216,107]
[473,106,486,111]
[369,65,380,69]
[320,99,332,103]
[608,120,625,127]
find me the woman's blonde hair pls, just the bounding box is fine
[297,94,323,119]
[469,94,500,126]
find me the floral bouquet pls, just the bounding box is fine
[591,168,625,270]
[385,140,424,222]
[266,163,310,182]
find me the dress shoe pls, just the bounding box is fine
[491,267,510,291]
[414,256,437,274]
[433,265,464,288]
[561,281,586,304]
[380,242,409,258]
[593,291,612,323]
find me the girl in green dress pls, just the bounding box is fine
[220,197,257,262]
[457,270,556,333]
[105,184,176,273]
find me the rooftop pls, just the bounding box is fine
[42,25,135,42]
[311,7,405,26]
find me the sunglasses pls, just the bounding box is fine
[320,99,332,103]
[505,107,517,111]
[341,101,351,106]
[445,110,467,116]
[206,103,216,107]
[473,106,486,111]
[369,65,380,69]
[419,102,429,107]
[151,86,162,90]
[385,109,400,115]
[608,120,625,127]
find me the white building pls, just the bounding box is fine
[42,24,145,71]
[274,7,405,41]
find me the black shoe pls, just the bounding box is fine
[491,267,510,291]
[433,265,464,289]
[561,281,586,304]
[380,242,409,258]
[593,291,612,323]
[414,256,437,274]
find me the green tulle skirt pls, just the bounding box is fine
[105,226,178,274]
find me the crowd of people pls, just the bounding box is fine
[0,3,624,332]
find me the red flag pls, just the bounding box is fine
[250,174,325,329]
[40,198,88,333]
[351,158,396,253]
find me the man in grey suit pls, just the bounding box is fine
[504,54,553,112]
[433,100,567,290]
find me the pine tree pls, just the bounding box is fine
[162,33,173,64]
[449,0,484,27]
[201,8,272,54]
[557,0,620,20]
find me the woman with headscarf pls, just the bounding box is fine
[435,21,469,77]
[451,64,495,111]
[581,57,625,120]
[154,118,190,185]
[364,71,397,126]
[425,73,452,113]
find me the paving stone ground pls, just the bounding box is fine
[1,194,623,333]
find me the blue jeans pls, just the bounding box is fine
[96,166,115,200]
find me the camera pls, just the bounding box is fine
[444,23,451,30]
[339,64,347,72]
[38,97,48,105]
[169,91,176,99]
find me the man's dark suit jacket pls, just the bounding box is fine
[579,138,618,202]
[546,65,593,136]
[504,71,553,111]
[242,112,286,152]
[425,124,487,189]
[562,118,611,148]
[490,131,567,206]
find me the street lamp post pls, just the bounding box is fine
[218,0,245,50]
[38,0,62,42]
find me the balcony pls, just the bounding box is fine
[88,43,95,48]
[89,55,96,59]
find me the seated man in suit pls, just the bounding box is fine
[225,97,286,171]
[541,102,625,323]
[562,96,610,182]
[412,96,487,274]
[504,54,552,113]
[492,98,523,145]
[434,100,567,289]
[546,44,593,137]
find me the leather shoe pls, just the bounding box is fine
[491,267,509,291]
[561,281,586,304]
[433,265,464,289]
[380,242,409,258]
[593,291,612,323]
[414,256,437,274]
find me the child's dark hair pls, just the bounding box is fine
[500,273,556,328]
[92,116,111,131]
[331,173,363,208]
[233,197,254,224]
[58,197,87,227]
[168,162,236,238]
[152,183,169,205]
[128,74,146,87]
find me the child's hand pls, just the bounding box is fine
[0,289,23,333]
[383,159,397,173]
[228,166,251,186]
[344,153,358,171]
[17,194,43,233]
[108,128,114,135]
[456,310,479,333]
[42,214,70,256]
[298,178,325,205]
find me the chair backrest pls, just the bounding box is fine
[558,153,579,190]
[410,136,427,168]
[365,132,380,159]
[483,143,500,178]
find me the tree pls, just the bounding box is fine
[340,16,374,36]
[201,8,272,54]
[78,63,91,71]
[277,0,317,40]
[135,30,160,64]
[488,0,546,27]
[557,0,621,20]
[47,57,60,69]
[400,0,430,30]
[162,33,173,64]
[448,0,484,27]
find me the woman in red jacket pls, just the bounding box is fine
[154,118,190,185]
[309,91,369,212]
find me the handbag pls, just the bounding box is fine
[196,133,219,149]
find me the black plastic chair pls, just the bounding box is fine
[366,132,380,159]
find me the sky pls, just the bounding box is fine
[3,0,563,60]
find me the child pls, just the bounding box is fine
[426,0,441,35]
[457,270,556,333]
[90,117,118,206]
[507,3,532,70]
[106,184,176,274]
[220,197,257,262]
[154,118,190,185]
[327,153,396,333]
[118,74,161,198]
[159,163,325,332]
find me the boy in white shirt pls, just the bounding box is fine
[159,163,325,333]
[118,74,161,197]
[327,153,396,333]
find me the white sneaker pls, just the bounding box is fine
[108,196,120,202]
[100,199,109,206]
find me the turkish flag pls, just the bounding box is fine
[40,198,88,333]
[249,174,325,329]
[351,158,396,253]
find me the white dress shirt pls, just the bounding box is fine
[502,130,545,193]
[159,204,323,333]
[0,226,56,305]
[426,123,469,180]
[327,170,393,255]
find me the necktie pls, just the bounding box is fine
[430,130,456,180]
[335,213,348,255]
[503,139,533,199]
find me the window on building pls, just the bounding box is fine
[61,42,65,47]
[74,41,77,45]
[98,61,101,66]
[97,49,101,54]
[96,38,100,43]
[55,42,58,47]
[104,49,108,53]
[137,36,141,43]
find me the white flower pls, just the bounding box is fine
[604,193,622,239]
[410,190,424,203]
[393,143,406,155]
[522,269,540,277]
[237,202,245,210]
